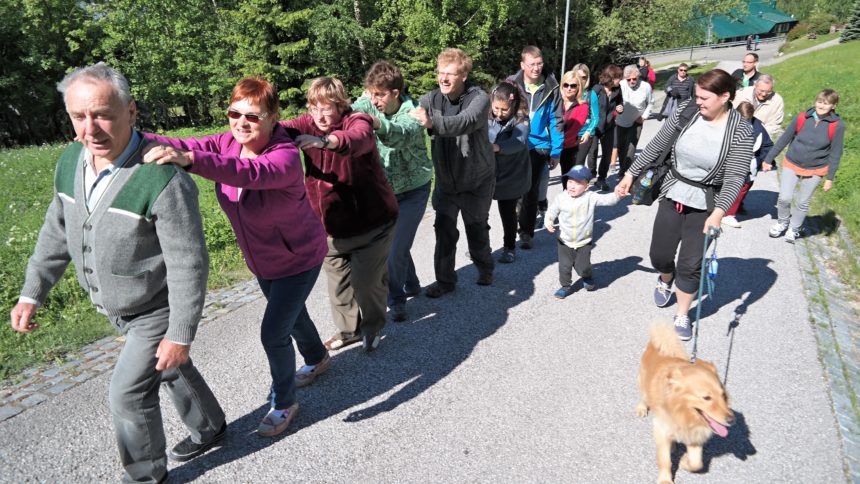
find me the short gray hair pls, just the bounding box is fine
[623,64,640,79]
[57,62,133,106]
[755,74,774,87]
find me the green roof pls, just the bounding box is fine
[707,0,797,39]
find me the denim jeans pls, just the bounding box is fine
[257,264,326,410]
[388,182,431,306]
[109,306,224,483]
[777,168,821,231]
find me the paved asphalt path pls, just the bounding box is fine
[0,118,846,483]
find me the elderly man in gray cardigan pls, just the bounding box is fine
[10,63,225,483]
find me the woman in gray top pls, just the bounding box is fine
[616,69,753,340]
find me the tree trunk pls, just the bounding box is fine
[353,0,368,67]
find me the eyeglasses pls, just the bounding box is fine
[525,63,544,69]
[227,109,268,123]
[754,89,773,97]
[562,83,578,89]
[626,77,639,82]
[678,69,687,72]
[308,105,336,116]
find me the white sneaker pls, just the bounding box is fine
[721,216,741,228]
[769,221,788,238]
[785,227,802,243]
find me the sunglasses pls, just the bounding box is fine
[678,69,688,72]
[227,109,268,123]
[562,83,579,89]
[626,77,638,82]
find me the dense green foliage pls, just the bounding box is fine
[842,0,860,43]
[0,0,728,147]
[0,126,249,382]
[777,0,853,20]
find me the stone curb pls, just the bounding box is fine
[795,221,860,482]
[0,279,263,423]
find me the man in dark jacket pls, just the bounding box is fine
[411,48,495,297]
[731,53,761,89]
[507,45,564,249]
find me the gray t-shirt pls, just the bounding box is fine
[667,116,728,209]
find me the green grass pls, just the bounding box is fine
[778,32,839,54]
[765,40,860,290]
[0,126,249,383]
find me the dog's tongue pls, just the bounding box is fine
[703,413,729,438]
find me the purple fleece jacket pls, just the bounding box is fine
[144,125,328,280]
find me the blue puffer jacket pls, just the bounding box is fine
[507,69,565,159]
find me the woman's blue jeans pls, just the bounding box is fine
[388,182,431,306]
[257,264,326,410]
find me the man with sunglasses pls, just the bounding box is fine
[659,63,695,121]
[11,63,225,483]
[506,45,564,250]
[736,74,785,139]
[615,64,653,179]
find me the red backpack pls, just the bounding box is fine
[795,113,837,141]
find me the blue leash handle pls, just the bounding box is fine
[691,226,720,363]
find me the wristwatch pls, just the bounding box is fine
[319,136,330,149]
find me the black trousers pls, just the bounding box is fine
[559,140,592,188]
[518,149,550,238]
[432,182,495,286]
[557,240,593,287]
[588,123,615,182]
[497,198,519,250]
[615,123,642,177]
[649,198,709,294]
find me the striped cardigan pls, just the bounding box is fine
[629,100,753,212]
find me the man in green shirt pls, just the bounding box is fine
[353,61,433,321]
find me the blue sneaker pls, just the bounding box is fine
[673,314,692,341]
[554,286,574,299]
[654,275,674,307]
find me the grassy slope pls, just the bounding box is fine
[0,125,249,381]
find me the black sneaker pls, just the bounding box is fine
[582,277,596,291]
[168,421,227,462]
[362,332,381,352]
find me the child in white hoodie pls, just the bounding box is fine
[545,165,620,298]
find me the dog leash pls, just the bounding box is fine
[691,226,720,364]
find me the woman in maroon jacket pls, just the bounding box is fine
[281,77,399,353]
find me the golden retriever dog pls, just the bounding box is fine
[637,322,734,484]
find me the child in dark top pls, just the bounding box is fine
[488,81,531,263]
[763,89,846,242]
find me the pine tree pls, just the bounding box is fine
[841,0,860,43]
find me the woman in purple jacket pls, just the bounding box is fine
[143,77,329,438]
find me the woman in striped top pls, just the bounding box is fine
[616,69,753,340]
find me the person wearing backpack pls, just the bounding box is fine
[762,89,846,242]
[615,69,753,341]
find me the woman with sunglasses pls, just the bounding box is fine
[141,77,331,437]
[659,63,695,121]
[558,70,591,188]
[280,77,399,354]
